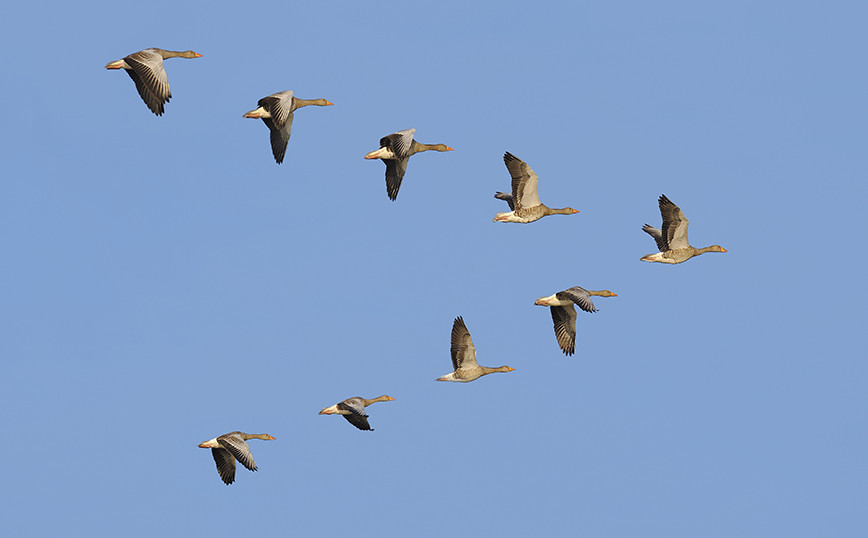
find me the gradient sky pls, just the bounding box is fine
[2,1,867,536]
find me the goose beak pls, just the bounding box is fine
[197,442,208,448]
[364,149,384,159]
[445,146,455,151]
[721,248,728,252]
[572,209,580,214]
[194,53,203,57]
[611,293,618,297]
[243,111,260,119]
[324,100,334,106]
[268,435,276,440]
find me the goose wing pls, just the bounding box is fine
[337,398,374,431]
[659,195,690,250]
[494,192,515,210]
[380,128,416,158]
[258,91,293,127]
[550,304,578,356]
[263,113,294,164]
[217,433,258,472]
[210,448,237,485]
[384,158,410,201]
[557,287,597,313]
[123,49,171,115]
[642,224,668,252]
[503,152,541,209]
[450,316,478,370]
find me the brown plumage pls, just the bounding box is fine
[242,90,333,163]
[198,431,275,485]
[493,152,579,223]
[641,194,726,264]
[364,128,453,200]
[436,316,514,382]
[319,395,395,431]
[535,287,617,355]
[105,48,202,115]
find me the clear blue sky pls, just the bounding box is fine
[2,1,866,536]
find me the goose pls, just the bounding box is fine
[243,90,333,164]
[437,316,514,382]
[198,431,275,485]
[364,128,453,200]
[535,287,617,355]
[319,395,395,431]
[493,152,579,223]
[641,194,727,264]
[105,48,202,116]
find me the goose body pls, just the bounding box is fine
[364,128,453,200]
[243,90,333,164]
[535,287,617,355]
[493,152,579,223]
[105,48,202,116]
[437,316,514,382]
[198,431,275,485]
[319,395,395,431]
[641,194,726,264]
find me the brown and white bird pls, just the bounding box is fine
[493,152,579,223]
[437,316,514,382]
[198,431,275,485]
[243,90,333,164]
[641,194,726,264]
[364,128,453,200]
[319,395,395,431]
[105,48,202,115]
[535,287,617,355]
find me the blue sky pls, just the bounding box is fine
[2,1,866,536]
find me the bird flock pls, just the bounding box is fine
[106,47,728,485]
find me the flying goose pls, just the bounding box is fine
[198,431,275,485]
[319,395,395,431]
[535,287,617,355]
[641,194,726,264]
[493,152,579,223]
[105,48,202,115]
[243,90,333,164]
[364,128,453,200]
[437,316,514,382]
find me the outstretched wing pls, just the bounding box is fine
[450,316,478,370]
[659,194,690,250]
[494,191,515,210]
[263,112,294,164]
[123,49,171,115]
[550,304,578,356]
[503,152,541,209]
[384,157,410,201]
[210,448,237,485]
[217,434,258,472]
[557,287,597,313]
